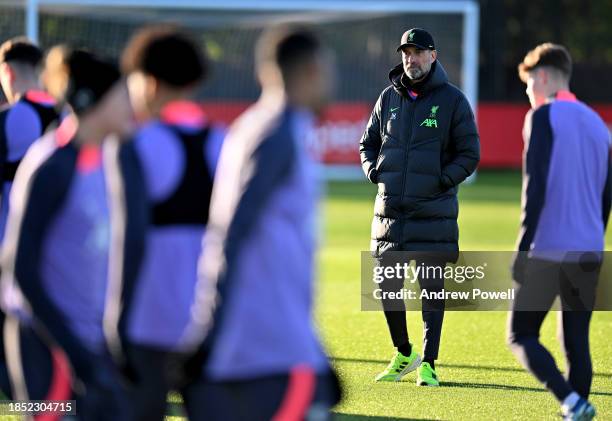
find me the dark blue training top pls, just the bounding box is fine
[0,118,146,382]
[0,91,59,243]
[123,101,224,349]
[187,96,328,380]
[517,91,611,261]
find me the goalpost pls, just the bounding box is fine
[16,0,479,180]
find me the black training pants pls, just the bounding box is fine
[379,253,446,361]
[508,257,599,402]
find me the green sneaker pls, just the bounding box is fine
[375,349,421,382]
[416,362,440,386]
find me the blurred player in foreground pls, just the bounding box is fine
[0,36,60,397]
[0,46,145,420]
[107,26,224,421]
[184,25,341,420]
[509,43,611,421]
[0,37,59,243]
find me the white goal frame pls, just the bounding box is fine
[25,0,479,109]
[23,0,479,180]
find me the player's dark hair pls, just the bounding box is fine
[121,26,207,87]
[44,45,120,116]
[518,43,572,82]
[255,25,321,84]
[0,37,43,67]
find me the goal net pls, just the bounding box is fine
[1,0,479,179]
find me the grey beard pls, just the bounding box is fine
[406,68,425,80]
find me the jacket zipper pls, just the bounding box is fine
[399,97,416,202]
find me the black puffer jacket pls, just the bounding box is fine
[359,61,480,256]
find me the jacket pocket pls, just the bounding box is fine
[368,156,381,183]
[381,133,401,147]
[374,153,383,172]
[376,134,401,173]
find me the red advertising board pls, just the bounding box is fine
[201,101,612,169]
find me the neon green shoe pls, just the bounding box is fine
[375,349,421,382]
[416,362,440,386]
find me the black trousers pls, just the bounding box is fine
[378,253,446,361]
[2,317,130,420]
[125,343,191,421]
[183,369,342,421]
[127,343,341,421]
[2,317,54,400]
[507,257,599,402]
[0,309,11,397]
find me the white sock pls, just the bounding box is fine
[561,392,580,414]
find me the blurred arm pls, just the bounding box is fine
[0,111,8,193]
[184,120,297,376]
[516,106,554,252]
[603,151,611,231]
[106,140,149,358]
[10,153,98,382]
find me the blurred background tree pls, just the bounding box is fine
[479,0,612,101]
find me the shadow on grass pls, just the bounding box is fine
[332,357,612,379]
[334,414,441,421]
[441,381,612,397]
[163,404,440,420]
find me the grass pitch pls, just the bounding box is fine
[318,170,612,420]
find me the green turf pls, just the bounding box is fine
[317,170,612,420]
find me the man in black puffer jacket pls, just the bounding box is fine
[359,28,479,386]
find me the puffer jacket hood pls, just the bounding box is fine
[388,60,448,98]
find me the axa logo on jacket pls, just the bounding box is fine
[420,105,439,128]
